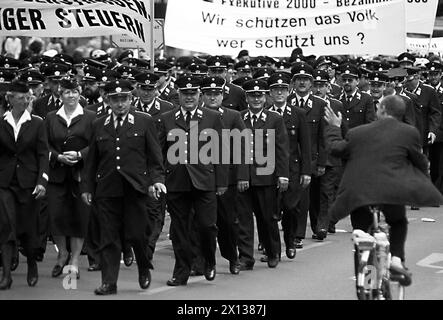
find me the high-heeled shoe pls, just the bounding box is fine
[51,255,70,278]
[0,276,12,290]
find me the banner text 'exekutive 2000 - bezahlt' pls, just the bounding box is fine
[165,0,438,56]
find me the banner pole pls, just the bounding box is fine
[150,0,155,70]
[427,33,433,56]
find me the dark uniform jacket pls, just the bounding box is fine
[338,89,376,129]
[326,118,443,222]
[33,94,87,119]
[82,111,165,198]
[241,108,289,186]
[211,106,249,185]
[158,84,179,107]
[159,106,229,192]
[288,93,327,173]
[86,101,111,119]
[432,83,443,142]
[409,82,441,145]
[134,97,174,130]
[0,112,49,189]
[223,83,248,112]
[329,82,343,100]
[45,108,96,183]
[268,104,311,179]
[325,97,347,167]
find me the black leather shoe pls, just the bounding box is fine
[87,263,101,272]
[139,269,151,289]
[166,277,187,286]
[239,262,254,271]
[257,243,263,252]
[0,276,12,290]
[286,247,296,259]
[11,255,19,271]
[204,265,216,281]
[94,283,117,295]
[317,229,327,240]
[229,261,240,275]
[267,256,279,268]
[27,261,38,287]
[390,265,412,287]
[123,249,134,267]
[328,225,336,234]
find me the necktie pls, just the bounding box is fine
[347,96,352,104]
[185,111,192,127]
[115,116,123,134]
[276,107,283,115]
[299,98,304,109]
[251,114,257,127]
[143,104,149,113]
[55,98,61,109]
[374,100,379,109]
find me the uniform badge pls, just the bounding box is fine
[128,114,134,124]
[55,71,60,76]
[155,100,160,110]
[102,76,108,82]
[115,87,122,93]
[104,115,111,126]
[145,80,150,84]
[28,77,33,81]
[254,86,259,91]
[0,77,4,83]
[416,87,421,95]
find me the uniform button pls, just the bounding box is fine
[185,150,188,153]
[347,118,350,121]
[116,147,120,151]
[184,160,188,164]
[117,166,121,170]
[16,164,20,168]
[184,141,188,144]
[116,156,120,160]
[250,158,254,161]
[116,138,120,141]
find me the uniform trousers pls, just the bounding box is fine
[295,187,310,240]
[430,142,443,194]
[280,179,303,248]
[167,187,218,282]
[237,185,280,265]
[146,194,167,258]
[94,183,153,285]
[0,179,40,257]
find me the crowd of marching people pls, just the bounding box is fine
[0,44,442,295]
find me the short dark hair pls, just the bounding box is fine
[380,95,405,120]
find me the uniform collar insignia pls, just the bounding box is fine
[104,115,111,126]
[415,87,421,96]
[291,97,297,106]
[175,110,181,119]
[224,86,230,94]
[355,92,361,100]
[196,108,203,118]
[155,100,160,110]
[307,99,313,108]
[97,105,103,112]
[218,107,224,114]
[128,113,134,124]
[260,111,267,122]
[243,112,249,120]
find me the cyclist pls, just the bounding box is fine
[323,95,443,284]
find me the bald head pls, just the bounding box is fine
[378,95,405,120]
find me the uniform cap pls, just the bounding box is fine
[134,72,159,88]
[200,76,225,92]
[242,79,268,93]
[268,72,291,87]
[175,75,201,91]
[103,79,134,96]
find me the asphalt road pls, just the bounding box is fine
[1,206,442,301]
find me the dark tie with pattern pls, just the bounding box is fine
[299,98,304,109]
[115,116,123,134]
[185,111,192,128]
[251,114,257,127]
[55,98,61,110]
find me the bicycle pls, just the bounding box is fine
[352,206,408,300]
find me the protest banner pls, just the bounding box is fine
[406,0,439,35]
[406,36,443,56]
[0,0,152,51]
[112,19,164,50]
[165,0,406,57]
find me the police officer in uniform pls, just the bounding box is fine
[133,71,174,258]
[158,75,228,286]
[81,79,166,295]
[0,80,49,289]
[237,79,289,269]
[200,75,248,274]
[287,63,327,247]
[206,55,248,112]
[267,72,311,258]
